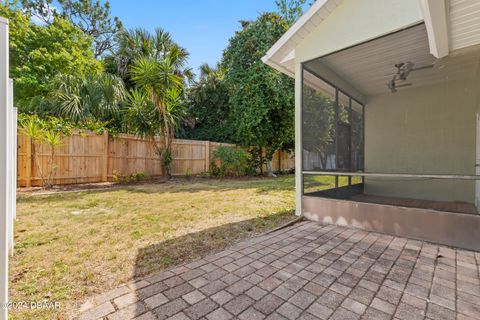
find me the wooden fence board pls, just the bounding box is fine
[17,131,294,187]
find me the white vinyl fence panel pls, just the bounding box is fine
[7,80,16,255]
[0,16,12,320]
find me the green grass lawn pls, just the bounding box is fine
[11,174,343,319]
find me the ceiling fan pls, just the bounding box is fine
[387,62,434,93]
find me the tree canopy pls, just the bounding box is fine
[181,63,232,142]
[181,1,308,165]
[275,0,308,26]
[42,73,126,122]
[3,0,310,175]
[20,0,122,57]
[0,2,102,110]
[107,28,193,90]
[222,12,295,161]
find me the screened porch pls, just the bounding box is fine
[300,23,480,216]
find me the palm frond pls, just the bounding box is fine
[122,88,159,137]
[41,129,64,148]
[47,73,126,121]
[130,57,159,89]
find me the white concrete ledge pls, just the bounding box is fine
[303,195,480,251]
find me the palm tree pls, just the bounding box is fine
[193,63,226,101]
[41,129,63,188]
[114,28,193,89]
[48,73,126,122]
[20,115,64,188]
[114,28,153,87]
[121,28,190,178]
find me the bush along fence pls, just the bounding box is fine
[16,131,295,187]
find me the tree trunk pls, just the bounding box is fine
[159,98,172,179]
[266,160,277,177]
[45,148,56,189]
[32,143,46,188]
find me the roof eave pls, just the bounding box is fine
[262,0,335,72]
[262,57,295,78]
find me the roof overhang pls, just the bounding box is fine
[263,55,295,78]
[263,0,480,78]
[261,0,343,77]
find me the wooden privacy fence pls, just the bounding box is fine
[17,131,295,187]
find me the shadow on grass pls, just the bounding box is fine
[133,209,295,278]
[17,176,302,204]
[125,176,299,195]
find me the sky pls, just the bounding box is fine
[108,0,281,76]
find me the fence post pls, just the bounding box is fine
[25,135,32,187]
[102,131,109,182]
[278,150,282,171]
[205,141,210,172]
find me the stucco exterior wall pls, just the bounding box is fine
[364,78,478,203]
[295,0,423,64]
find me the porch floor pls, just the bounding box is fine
[77,221,480,320]
[352,194,478,214]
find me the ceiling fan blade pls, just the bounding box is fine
[396,83,412,88]
[384,64,434,76]
[412,64,434,71]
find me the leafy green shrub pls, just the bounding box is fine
[198,171,210,178]
[20,114,64,188]
[185,168,193,180]
[132,172,148,182]
[210,146,253,177]
[162,149,174,178]
[112,170,149,183]
[112,170,123,183]
[19,114,116,188]
[18,113,113,136]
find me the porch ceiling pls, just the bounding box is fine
[450,0,480,51]
[306,23,480,97]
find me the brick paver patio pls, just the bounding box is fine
[77,221,480,320]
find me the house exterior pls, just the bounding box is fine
[263,0,480,251]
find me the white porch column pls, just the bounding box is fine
[295,63,303,216]
[0,16,9,320]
